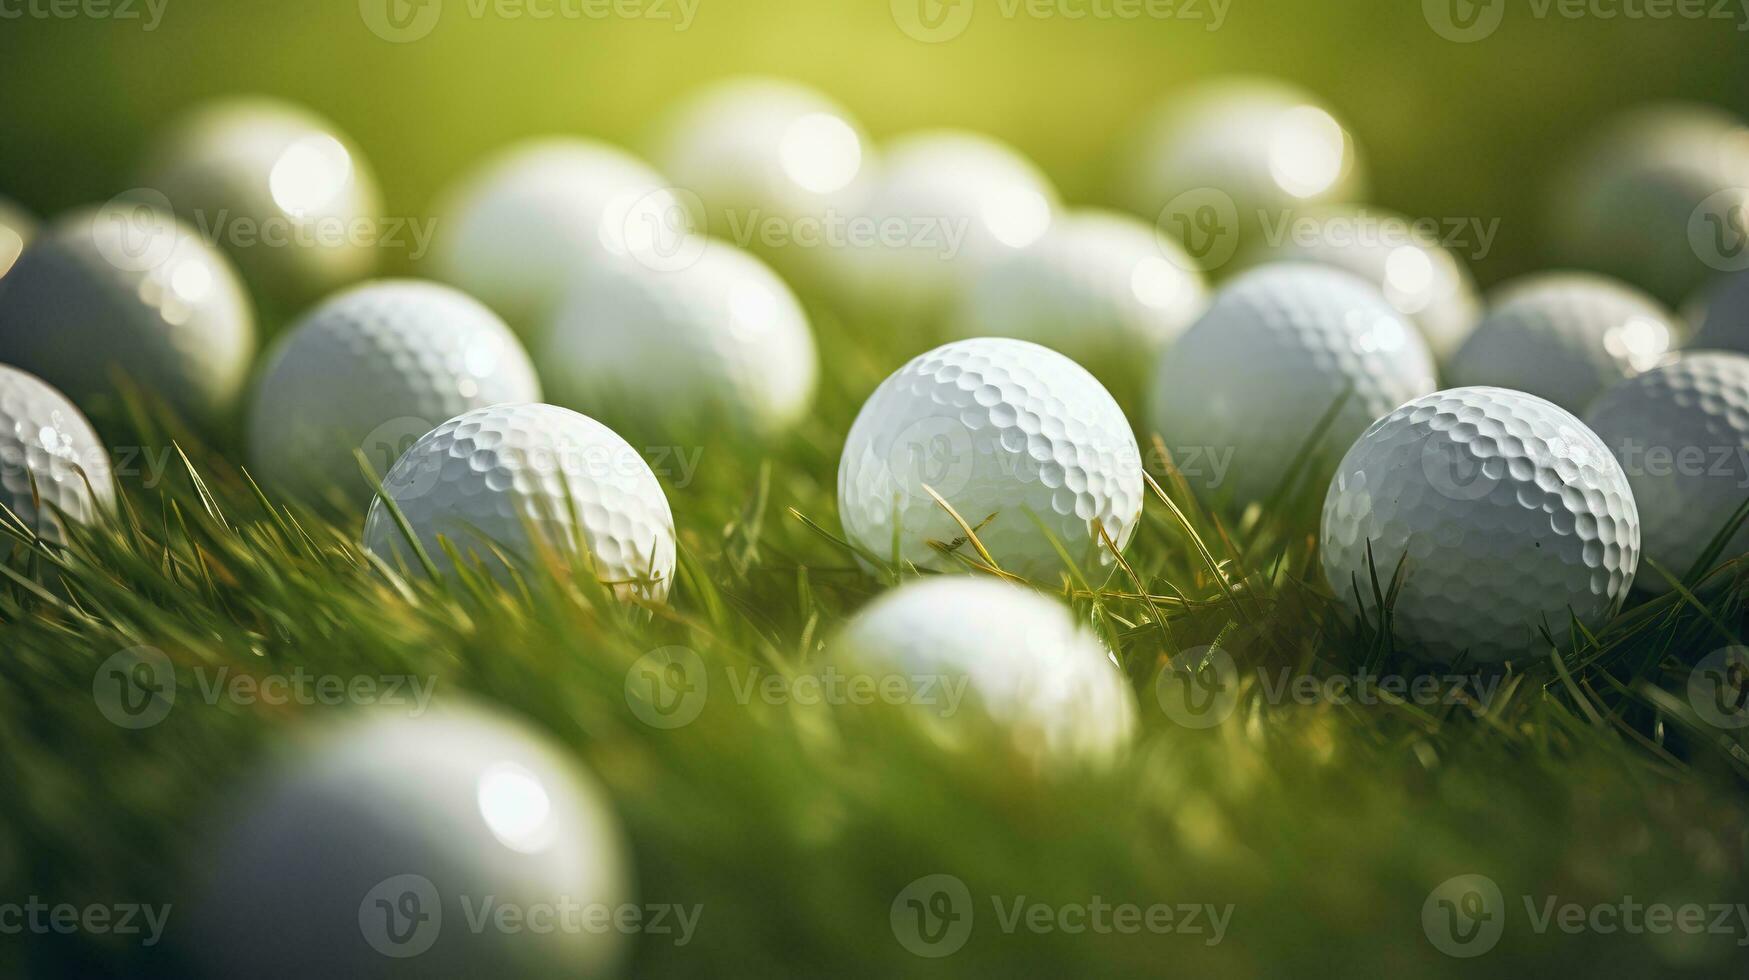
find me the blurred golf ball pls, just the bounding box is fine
[948,208,1207,386]
[188,704,630,980]
[429,139,692,333]
[838,337,1143,583]
[542,238,817,437]
[1585,351,1749,593]
[248,280,542,508]
[1446,272,1679,414]
[0,364,114,555]
[0,202,256,426]
[140,97,382,307]
[1549,102,1749,305]
[1322,387,1640,664]
[1237,204,1481,361]
[833,576,1136,764]
[363,403,676,601]
[1149,263,1437,508]
[1121,77,1366,273]
[0,196,33,282]
[1693,269,1749,354]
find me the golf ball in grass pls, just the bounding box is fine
[1446,273,1679,415]
[0,364,114,554]
[247,280,542,508]
[835,130,1058,315]
[837,337,1143,583]
[0,196,33,282]
[1237,205,1481,362]
[1585,352,1749,593]
[542,238,818,437]
[833,576,1136,764]
[1149,263,1437,508]
[0,202,256,426]
[139,97,382,306]
[1549,102,1749,305]
[363,403,676,601]
[1321,387,1640,665]
[948,208,1207,385]
[430,139,692,332]
[188,704,630,980]
[1693,270,1749,354]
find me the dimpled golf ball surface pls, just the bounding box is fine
[834,577,1136,763]
[189,705,630,980]
[248,280,542,506]
[364,404,676,600]
[1585,352,1749,593]
[1149,263,1437,507]
[542,239,818,435]
[1447,273,1678,414]
[0,204,255,425]
[0,365,114,551]
[1322,387,1640,664]
[838,338,1142,583]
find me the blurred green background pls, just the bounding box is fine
[3,0,1748,288]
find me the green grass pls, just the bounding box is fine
[1,289,1746,976]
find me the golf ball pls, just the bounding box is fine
[837,337,1143,583]
[429,139,692,333]
[1121,77,1366,272]
[1321,387,1640,664]
[363,403,677,601]
[1149,263,1437,507]
[188,704,630,980]
[833,576,1137,764]
[139,97,382,307]
[0,196,33,282]
[1584,352,1749,593]
[1446,272,1678,414]
[948,208,1208,386]
[835,131,1058,315]
[0,202,256,426]
[1550,102,1749,305]
[1693,270,1749,354]
[0,364,114,554]
[1237,204,1481,361]
[542,238,818,437]
[248,280,542,508]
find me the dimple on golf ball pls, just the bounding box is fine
[0,364,114,554]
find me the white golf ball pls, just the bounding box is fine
[0,364,114,554]
[429,139,692,332]
[0,203,256,425]
[542,239,818,436]
[1121,77,1366,271]
[1446,273,1679,414]
[189,704,630,980]
[0,196,33,283]
[948,208,1207,385]
[833,576,1136,764]
[248,280,542,507]
[1321,387,1640,664]
[1149,263,1437,507]
[835,130,1058,315]
[1549,102,1749,305]
[140,97,382,306]
[1693,270,1749,355]
[1585,351,1749,593]
[363,403,677,602]
[838,337,1143,583]
[1238,204,1481,361]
